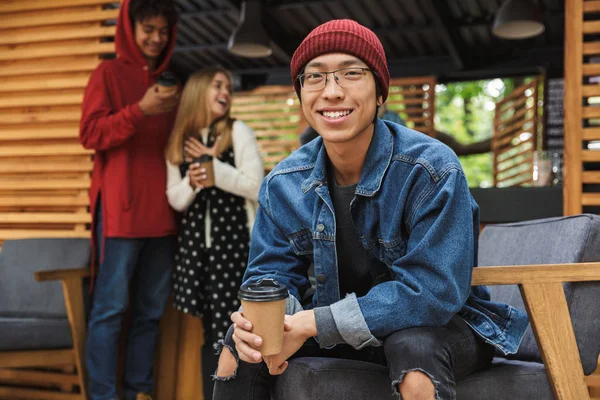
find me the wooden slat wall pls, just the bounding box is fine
[0,1,117,241]
[492,79,539,187]
[231,86,302,172]
[560,4,600,393]
[387,76,437,137]
[564,0,600,214]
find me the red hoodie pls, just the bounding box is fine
[80,0,178,267]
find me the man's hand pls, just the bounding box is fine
[263,310,317,376]
[230,311,265,364]
[138,85,178,116]
[230,311,294,365]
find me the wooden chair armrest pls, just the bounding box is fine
[471,262,600,286]
[35,267,90,282]
[471,262,600,399]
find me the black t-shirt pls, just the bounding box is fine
[329,174,376,297]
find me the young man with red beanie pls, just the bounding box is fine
[79,0,178,399]
[213,20,528,399]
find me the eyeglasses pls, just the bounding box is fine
[296,67,375,92]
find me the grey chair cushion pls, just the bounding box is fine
[0,317,72,351]
[478,214,600,374]
[456,359,552,400]
[0,238,90,350]
[273,357,395,400]
[275,357,553,400]
[0,238,90,318]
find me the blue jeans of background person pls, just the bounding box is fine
[213,315,494,399]
[86,206,175,400]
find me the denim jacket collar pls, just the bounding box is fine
[301,119,394,197]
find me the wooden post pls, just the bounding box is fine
[175,314,205,400]
[154,303,182,400]
[563,0,583,215]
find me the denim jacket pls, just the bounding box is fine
[243,119,529,355]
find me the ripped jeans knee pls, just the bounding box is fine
[212,324,273,400]
[392,369,440,400]
[214,325,239,381]
[383,315,494,400]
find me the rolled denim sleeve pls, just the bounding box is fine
[313,306,344,347]
[328,294,382,349]
[352,166,476,339]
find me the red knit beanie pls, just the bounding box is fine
[290,19,390,102]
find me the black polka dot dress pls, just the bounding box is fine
[173,147,250,350]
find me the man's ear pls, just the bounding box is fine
[376,96,383,107]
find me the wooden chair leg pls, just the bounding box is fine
[62,278,88,398]
[520,282,590,400]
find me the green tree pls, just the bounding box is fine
[434,78,523,187]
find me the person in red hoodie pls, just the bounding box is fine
[79,1,178,399]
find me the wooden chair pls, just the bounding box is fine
[274,214,600,400]
[0,238,90,400]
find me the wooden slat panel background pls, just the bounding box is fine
[491,79,540,187]
[581,9,600,396]
[387,76,437,137]
[564,0,600,212]
[231,86,301,172]
[0,1,117,241]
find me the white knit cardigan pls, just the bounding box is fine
[165,120,264,247]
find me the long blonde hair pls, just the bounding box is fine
[166,66,234,165]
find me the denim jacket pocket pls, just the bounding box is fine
[377,237,406,267]
[466,295,511,330]
[288,228,314,256]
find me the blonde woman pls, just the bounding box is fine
[165,66,264,398]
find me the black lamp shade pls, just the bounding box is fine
[228,1,273,58]
[492,0,545,39]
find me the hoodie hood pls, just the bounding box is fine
[115,0,177,75]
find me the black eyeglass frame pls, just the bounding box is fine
[296,67,378,91]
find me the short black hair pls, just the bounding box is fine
[375,78,381,99]
[374,78,381,120]
[129,0,178,29]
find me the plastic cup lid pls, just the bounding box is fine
[157,71,178,86]
[238,278,288,302]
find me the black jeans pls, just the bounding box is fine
[212,315,494,399]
